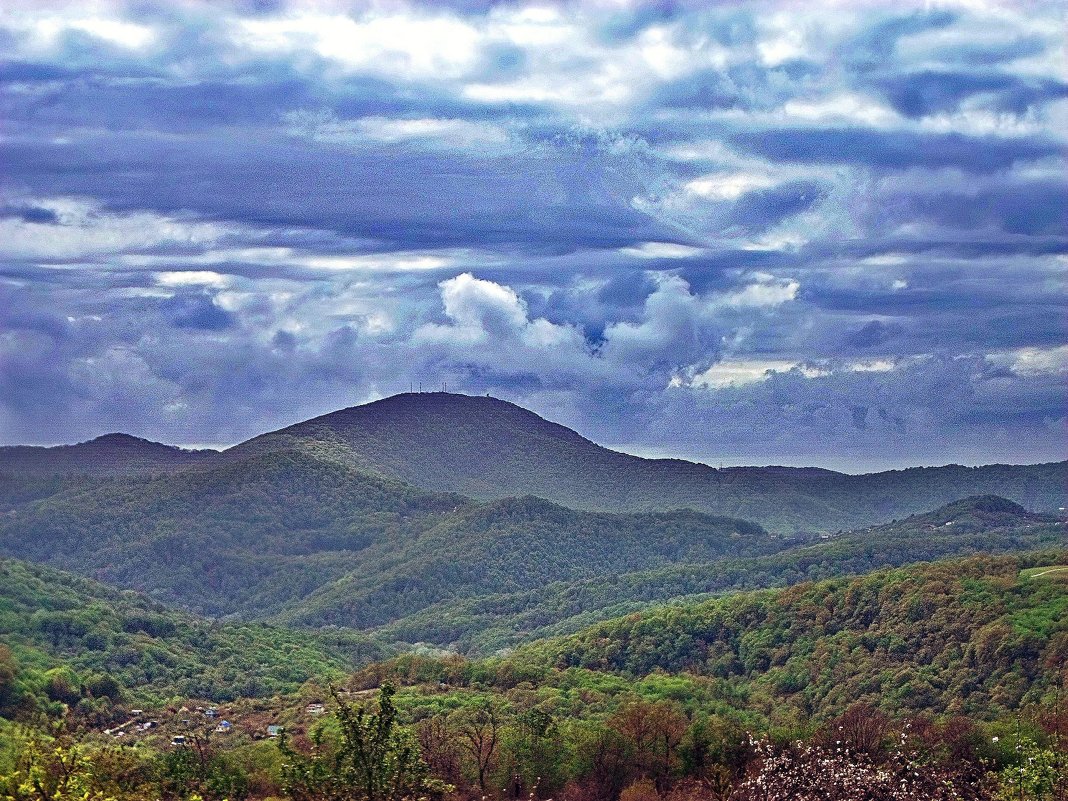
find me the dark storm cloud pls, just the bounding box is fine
[728,128,1062,172]
[887,180,1068,237]
[0,205,60,224]
[0,0,1064,469]
[162,292,237,331]
[0,129,674,253]
[872,71,1068,118]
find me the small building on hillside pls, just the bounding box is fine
[267,725,283,738]
[215,720,233,733]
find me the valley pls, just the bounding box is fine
[1,394,1065,800]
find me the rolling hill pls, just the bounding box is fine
[2,438,1063,656]
[508,551,1068,719]
[0,433,216,475]
[368,495,1068,652]
[0,557,389,707]
[0,448,783,627]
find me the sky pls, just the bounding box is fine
[0,0,1065,472]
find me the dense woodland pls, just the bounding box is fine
[0,395,1066,799]
[1,553,1066,800]
[0,559,389,709]
[1,443,1063,651]
[370,496,1067,652]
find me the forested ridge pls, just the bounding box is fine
[0,449,787,627]
[369,495,1067,652]
[3,393,1065,532]
[2,441,1061,651]
[2,552,1065,800]
[0,433,215,475]
[508,552,1068,719]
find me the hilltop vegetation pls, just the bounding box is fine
[0,448,783,626]
[368,495,1066,652]
[509,552,1068,720]
[278,496,777,631]
[0,449,462,617]
[1,437,1063,653]
[0,558,389,713]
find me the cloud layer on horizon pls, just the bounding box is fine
[0,0,1065,471]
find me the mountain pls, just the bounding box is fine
[0,557,389,708]
[4,393,1064,532]
[228,392,1066,532]
[274,495,777,631]
[0,449,464,617]
[0,433,216,476]
[3,440,1062,656]
[0,448,783,628]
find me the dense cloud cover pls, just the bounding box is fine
[0,0,1064,470]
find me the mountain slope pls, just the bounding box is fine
[0,557,389,706]
[228,392,1067,532]
[275,497,777,630]
[509,551,1068,718]
[0,449,782,628]
[368,495,1068,652]
[0,449,465,616]
[0,433,216,476]
[5,393,1064,532]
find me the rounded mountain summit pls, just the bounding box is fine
[2,392,1064,532]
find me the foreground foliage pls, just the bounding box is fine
[280,685,449,801]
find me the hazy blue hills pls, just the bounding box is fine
[3,392,1064,532]
[0,432,216,475]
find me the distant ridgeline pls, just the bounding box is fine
[2,392,1065,532]
[0,391,1064,655]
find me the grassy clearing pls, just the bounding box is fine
[1020,565,1068,581]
